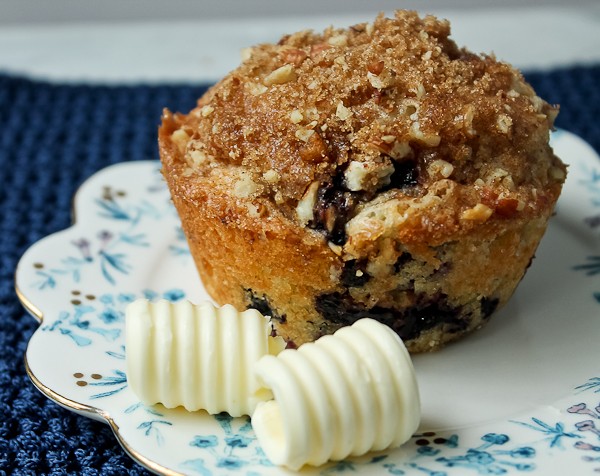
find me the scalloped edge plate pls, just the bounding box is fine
[15,129,600,475]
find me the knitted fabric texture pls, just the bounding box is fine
[1,65,599,475]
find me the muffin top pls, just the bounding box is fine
[161,10,565,256]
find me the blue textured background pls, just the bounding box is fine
[0,66,599,475]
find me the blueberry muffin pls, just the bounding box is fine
[159,10,566,352]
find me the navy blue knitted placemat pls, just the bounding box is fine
[1,65,599,475]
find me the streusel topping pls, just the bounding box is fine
[165,10,564,248]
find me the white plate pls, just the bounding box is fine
[15,129,600,475]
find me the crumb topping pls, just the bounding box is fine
[162,10,565,253]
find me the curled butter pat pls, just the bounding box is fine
[126,299,285,417]
[251,318,421,470]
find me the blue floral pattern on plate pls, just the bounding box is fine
[15,130,600,475]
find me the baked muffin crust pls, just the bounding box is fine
[160,11,566,352]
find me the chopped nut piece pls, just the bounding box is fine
[186,149,209,167]
[409,121,441,147]
[328,34,348,47]
[391,142,411,160]
[274,191,284,205]
[264,64,296,86]
[428,159,454,179]
[328,242,343,256]
[486,168,509,185]
[170,129,190,153]
[344,160,395,192]
[240,47,253,61]
[263,169,281,183]
[389,141,412,160]
[281,48,308,66]
[499,171,514,188]
[530,95,544,113]
[381,135,396,144]
[502,175,516,191]
[305,107,319,121]
[296,181,320,225]
[246,203,261,217]
[372,138,412,160]
[290,110,304,124]
[336,102,353,121]
[242,126,254,139]
[246,82,268,96]
[458,104,477,136]
[201,105,214,117]
[461,203,493,221]
[233,173,259,198]
[496,114,513,134]
[367,71,386,89]
[295,128,315,142]
[334,56,348,69]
